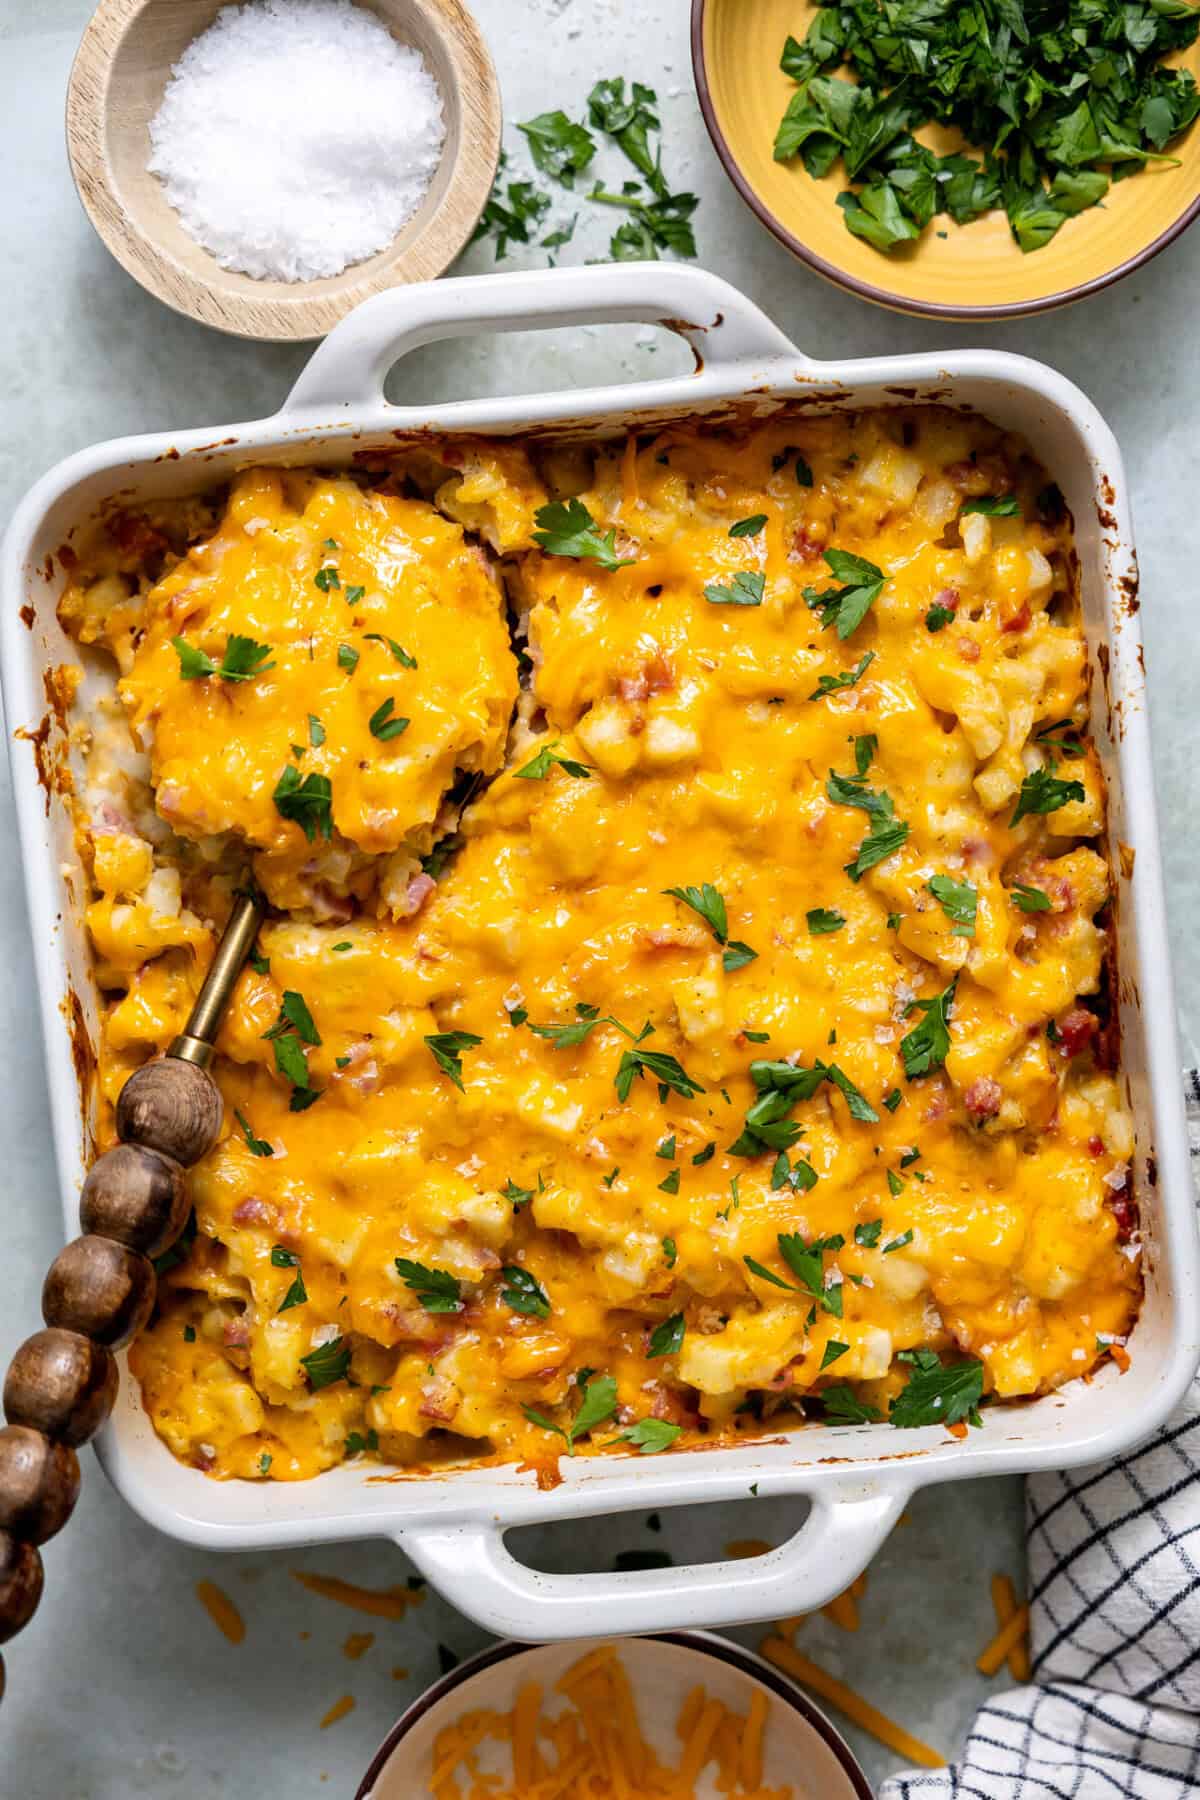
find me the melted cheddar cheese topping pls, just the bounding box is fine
[58,408,1138,1483]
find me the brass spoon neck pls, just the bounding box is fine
[168,890,263,1065]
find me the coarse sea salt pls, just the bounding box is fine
[147,0,446,283]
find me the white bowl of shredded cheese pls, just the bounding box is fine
[355,1636,875,1800]
[66,0,501,340]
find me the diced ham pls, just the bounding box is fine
[399,873,436,917]
[934,587,959,611]
[617,653,674,704]
[964,1076,1002,1122]
[1106,1191,1138,1243]
[957,637,981,663]
[1057,1008,1099,1056]
[418,1377,457,1422]
[222,1316,251,1349]
[1001,603,1031,635]
[789,525,825,562]
[233,1197,274,1227]
[649,1383,701,1428]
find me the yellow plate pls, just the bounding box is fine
[692,0,1200,319]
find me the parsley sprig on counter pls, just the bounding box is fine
[774,0,1200,255]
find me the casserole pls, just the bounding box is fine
[3,263,1196,1642]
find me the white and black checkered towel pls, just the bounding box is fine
[881,1074,1200,1799]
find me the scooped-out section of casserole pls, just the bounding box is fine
[54,408,1140,1484]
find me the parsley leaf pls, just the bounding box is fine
[961,495,1020,517]
[1011,768,1086,828]
[234,1109,274,1158]
[729,514,768,537]
[300,1337,350,1391]
[821,1339,850,1369]
[472,176,552,259]
[809,649,875,700]
[1012,882,1052,913]
[395,1258,464,1314]
[804,548,885,640]
[647,1313,685,1358]
[821,1385,882,1425]
[515,740,593,781]
[532,498,635,570]
[854,1219,882,1247]
[337,644,359,673]
[703,570,766,607]
[424,1030,482,1091]
[616,1418,682,1454]
[502,1178,534,1211]
[889,1352,984,1429]
[368,697,410,742]
[363,633,417,668]
[664,881,728,940]
[900,978,957,1079]
[172,634,275,683]
[615,1047,705,1104]
[500,1265,551,1318]
[518,110,596,187]
[273,767,333,841]
[928,874,977,938]
[807,907,846,935]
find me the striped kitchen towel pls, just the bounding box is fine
[881,1074,1200,1798]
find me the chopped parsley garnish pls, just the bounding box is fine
[807,907,846,935]
[532,498,635,571]
[648,1313,685,1358]
[395,1258,464,1314]
[273,767,333,841]
[500,1265,551,1318]
[744,1230,846,1317]
[235,1108,274,1158]
[794,454,815,487]
[306,713,325,748]
[183,1325,196,1343]
[827,766,909,880]
[363,633,417,668]
[1035,718,1086,759]
[823,1060,879,1122]
[821,1340,850,1369]
[424,1030,483,1091]
[658,1168,681,1194]
[664,881,757,970]
[529,1002,642,1049]
[662,1235,678,1268]
[1013,882,1052,913]
[773,3,1200,257]
[887,1169,904,1197]
[518,109,597,185]
[172,633,275,684]
[900,977,957,1079]
[883,1229,915,1254]
[890,1349,984,1429]
[729,514,768,538]
[616,1418,681,1454]
[368,697,410,742]
[345,1429,379,1456]
[692,1142,716,1165]
[928,874,977,938]
[821,1385,882,1425]
[515,740,592,781]
[278,1261,307,1312]
[523,1373,619,1455]
[926,603,955,632]
[300,1336,350,1391]
[472,176,553,259]
[657,1135,676,1160]
[502,1178,535,1211]
[1011,767,1086,828]
[337,644,359,673]
[703,570,766,607]
[258,1452,272,1474]
[809,649,874,699]
[804,548,885,640]
[314,564,340,593]
[615,1046,705,1104]
[854,1219,882,1247]
[343,585,365,607]
[961,495,1020,517]
[263,990,322,1111]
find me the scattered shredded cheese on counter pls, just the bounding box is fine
[431,1644,792,1799]
[989,1572,1032,1682]
[291,1569,424,1619]
[759,1638,946,1771]
[148,0,446,282]
[194,1579,245,1645]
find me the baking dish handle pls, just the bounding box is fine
[281,264,800,414]
[396,1486,906,1642]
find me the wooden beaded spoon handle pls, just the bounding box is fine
[0,889,263,1694]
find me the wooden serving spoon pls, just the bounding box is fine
[0,889,263,1693]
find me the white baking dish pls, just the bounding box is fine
[3,264,1197,1643]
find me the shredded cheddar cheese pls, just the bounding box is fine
[978,1600,1032,1677]
[194,1578,245,1644]
[291,1570,423,1620]
[760,1637,945,1769]
[431,1645,792,1799]
[57,410,1139,1484]
[989,1571,1032,1682]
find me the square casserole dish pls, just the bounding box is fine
[3,263,1196,1642]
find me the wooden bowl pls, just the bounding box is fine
[66,0,501,341]
[692,0,1200,320]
